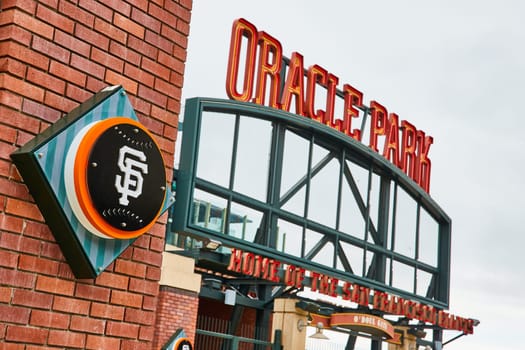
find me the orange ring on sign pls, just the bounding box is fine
[73,117,165,240]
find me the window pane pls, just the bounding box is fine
[196,111,234,187]
[233,116,272,201]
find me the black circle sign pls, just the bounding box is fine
[175,339,193,350]
[64,117,166,240]
[87,121,166,232]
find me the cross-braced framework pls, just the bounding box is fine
[171,97,451,311]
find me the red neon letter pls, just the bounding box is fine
[323,73,339,127]
[338,84,363,141]
[225,19,258,102]
[400,120,417,177]
[227,248,243,272]
[369,101,387,152]
[253,31,282,109]
[416,131,433,193]
[382,113,400,167]
[280,52,305,116]
[305,64,328,123]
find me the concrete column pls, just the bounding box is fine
[272,298,308,350]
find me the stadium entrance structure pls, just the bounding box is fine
[163,96,473,349]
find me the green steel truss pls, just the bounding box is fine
[170,97,451,310]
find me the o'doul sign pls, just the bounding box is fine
[11,86,171,278]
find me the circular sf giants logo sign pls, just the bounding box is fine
[65,117,166,240]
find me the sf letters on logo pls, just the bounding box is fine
[115,146,148,206]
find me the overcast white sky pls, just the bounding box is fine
[180,1,525,349]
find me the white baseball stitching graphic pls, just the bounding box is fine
[114,145,148,206]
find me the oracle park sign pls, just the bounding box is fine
[171,17,476,346]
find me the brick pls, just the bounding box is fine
[57,262,75,280]
[54,30,89,58]
[50,60,87,87]
[95,272,129,290]
[36,4,74,33]
[151,104,177,126]
[0,107,40,135]
[138,84,167,108]
[124,308,155,325]
[0,124,17,144]
[71,53,105,79]
[30,310,70,329]
[127,35,157,60]
[120,339,150,350]
[141,57,170,81]
[86,76,105,93]
[0,56,27,78]
[114,12,144,39]
[66,84,92,103]
[75,283,110,302]
[0,141,17,161]
[92,47,124,73]
[165,1,192,22]
[149,236,165,252]
[70,315,105,334]
[124,63,154,88]
[133,235,150,249]
[18,255,59,276]
[172,44,187,63]
[86,334,121,349]
[132,247,162,267]
[148,3,177,28]
[40,241,64,260]
[139,326,154,341]
[58,1,94,27]
[2,41,49,71]
[75,24,109,51]
[44,90,78,114]
[93,17,127,44]
[32,36,70,65]
[106,321,140,339]
[161,23,188,49]
[105,70,138,95]
[0,266,35,289]
[0,23,32,46]
[0,304,31,324]
[176,18,190,36]
[0,89,23,110]
[36,275,75,296]
[109,41,141,66]
[0,286,11,303]
[114,259,146,278]
[131,7,160,33]
[53,295,90,315]
[6,325,48,344]
[110,290,143,308]
[146,266,161,282]
[22,98,61,123]
[1,73,45,103]
[0,232,41,255]
[90,302,125,321]
[158,50,184,74]
[144,30,173,54]
[4,198,42,221]
[128,278,158,297]
[0,249,18,269]
[78,0,112,22]
[22,220,52,241]
[12,289,53,309]
[7,9,54,39]
[48,329,86,348]
[142,295,156,311]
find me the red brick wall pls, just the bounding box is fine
[153,286,199,349]
[0,0,191,349]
